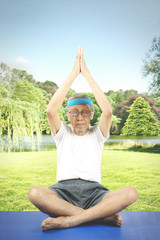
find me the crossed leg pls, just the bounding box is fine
[28,185,138,231]
[28,186,84,217]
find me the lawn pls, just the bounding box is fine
[0,150,160,211]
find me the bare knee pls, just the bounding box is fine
[124,187,138,206]
[28,185,42,204]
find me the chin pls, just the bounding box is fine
[75,128,86,133]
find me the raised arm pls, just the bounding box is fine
[46,47,80,135]
[80,46,112,137]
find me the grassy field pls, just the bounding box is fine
[0,150,160,211]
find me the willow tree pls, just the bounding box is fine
[121,97,160,136]
[143,36,160,94]
[0,98,42,152]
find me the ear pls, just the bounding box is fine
[66,112,71,122]
[90,111,94,120]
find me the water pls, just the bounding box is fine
[22,135,160,150]
[40,135,160,150]
[1,135,160,151]
[107,135,160,144]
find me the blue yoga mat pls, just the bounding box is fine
[0,211,159,240]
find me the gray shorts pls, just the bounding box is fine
[49,178,110,209]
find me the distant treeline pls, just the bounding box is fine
[0,62,160,151]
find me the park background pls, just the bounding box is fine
[0,0,160,211]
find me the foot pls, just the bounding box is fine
[102,213,122,227]
[41,216,72,231]
[92,213,122,227]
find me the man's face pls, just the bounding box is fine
[67,104,94,136]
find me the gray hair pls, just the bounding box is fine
[68,94,91,100]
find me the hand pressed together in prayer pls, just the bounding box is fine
[71,46,90,79]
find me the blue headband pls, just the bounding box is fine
[67,98,94,108]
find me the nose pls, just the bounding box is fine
[76,112,83,120]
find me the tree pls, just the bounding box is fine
[114,95,160,134]
[0,63,11,85]
[35,80,58,88]
[0,63,36,96]
[121,97,160,136]
[0,63,12,96]
[35,80,58,96]
[105,89,139,109]
[11,80,65,134]
[12,80,46,107]
[0,98,42,152]
[124,89,138,100]
[11,68,36,85]
[110,115,121,135]
[0,83,9,98]
[143,36,160,94]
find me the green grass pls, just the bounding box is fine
[0,150,160,211]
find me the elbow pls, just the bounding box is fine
[103,107,112,119]
[108,107,112,116]
[46,105,58,117]
[106,107,112,116]
[108,110,112,120]
[46,106,50,115]
[46,105,53,116]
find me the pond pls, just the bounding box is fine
[1,135,160,151]
[16,135,160,150]
[107,135,160,144]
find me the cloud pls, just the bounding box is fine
[16,56,28,64]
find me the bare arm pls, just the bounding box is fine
[46,48,80,135]
[80,47,112,137]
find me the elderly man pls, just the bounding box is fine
[28,46,138,231]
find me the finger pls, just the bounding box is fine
[77,54,80,73]
[80,46,83,57]
[79,54,81,72]
[78,47,81,71]
[81,46,83,54]
[78,46,81,56]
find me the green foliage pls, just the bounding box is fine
[0,63,36,96]
[0,63,11,85]
[12,80,46,106]
[35,80,58,97]
[11,80,51,135]
[122,97,160,136]
[0,83,9,98]
[66,88,76,98]
[0,98,42,151]
[114,95,160,135]
[155,96,160,107]
[106,89,139,108]
[142,36,160,94]
[0,63,65,143]
[148,93,160,107]
[35,80,58,88]
[91,104,102,126]
[11,68,36,85]
[110,115,121,135]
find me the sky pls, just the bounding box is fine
[0,0,160,93]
